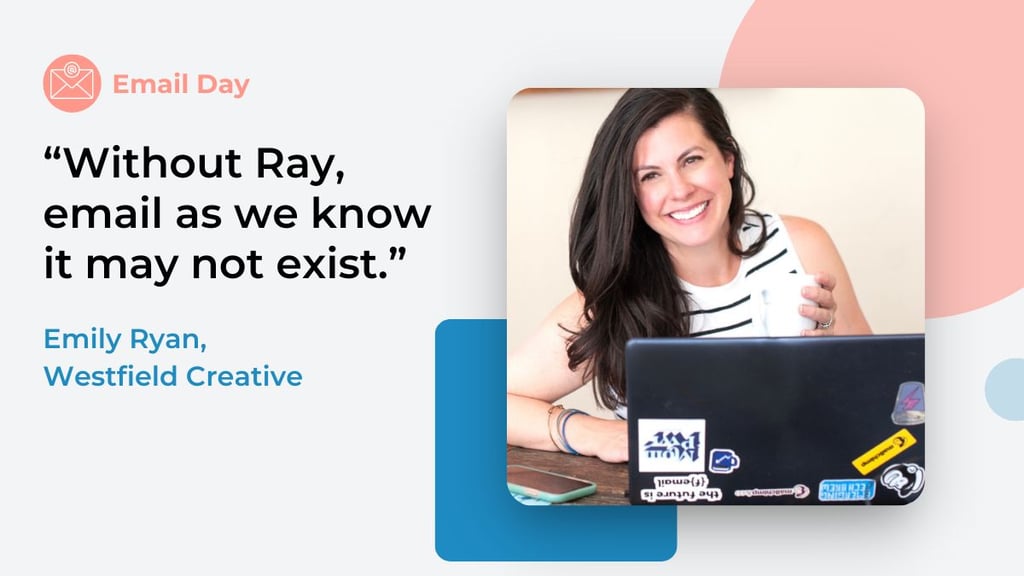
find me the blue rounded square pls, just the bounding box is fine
[434,319,676,561]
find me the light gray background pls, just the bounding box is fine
[1,1,1019,574]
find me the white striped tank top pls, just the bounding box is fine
[682,212,806,338]
[612,212,805,418]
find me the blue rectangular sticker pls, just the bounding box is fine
[818,479,876,502]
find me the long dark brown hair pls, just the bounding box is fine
[565,88,767,410]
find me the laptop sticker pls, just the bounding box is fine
[879,463,925,498]
[852,428,917,475]
[892,380,925,426]
[637,418,705,473]
[818,479,877,502]
[640,474,723,503]
[734,484,811,500]
[708,448,741,474]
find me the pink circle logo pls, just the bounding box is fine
[44,54,101,112]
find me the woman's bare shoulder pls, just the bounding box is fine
[552,290,586,325]
[508,289,589,400]
[780,214,829,241]
[779,214,840,266]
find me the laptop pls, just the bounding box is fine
[625,334,925,505]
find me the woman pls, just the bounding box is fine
[507,89,872,463]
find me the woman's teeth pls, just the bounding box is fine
[670,201,708,221]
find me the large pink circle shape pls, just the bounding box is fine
[722,1,1024,319]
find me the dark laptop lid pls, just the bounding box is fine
[625,334,925,505]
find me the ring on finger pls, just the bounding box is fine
[817,311,834,330]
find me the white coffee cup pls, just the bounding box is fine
[753,273,819,337]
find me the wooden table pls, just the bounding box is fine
[507,445,629,505]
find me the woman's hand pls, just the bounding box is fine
[799,271,838,336]
[784,216,872,335]
[568,415,628,463]
[591,420,628,463]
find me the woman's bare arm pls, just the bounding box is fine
[507,291,628,462]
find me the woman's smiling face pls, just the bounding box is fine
[633,111,735,256]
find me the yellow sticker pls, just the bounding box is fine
[852,428,917,475]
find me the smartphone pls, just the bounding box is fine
[507,464,597,503]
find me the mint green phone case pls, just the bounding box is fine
[507,464,598,503]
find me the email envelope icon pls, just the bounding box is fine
[50,65,94,100]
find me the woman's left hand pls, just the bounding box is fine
[800,271,837,336]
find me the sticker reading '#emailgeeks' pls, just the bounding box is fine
[637,418,705,473]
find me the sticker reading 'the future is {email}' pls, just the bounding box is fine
[852,428,917,475]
